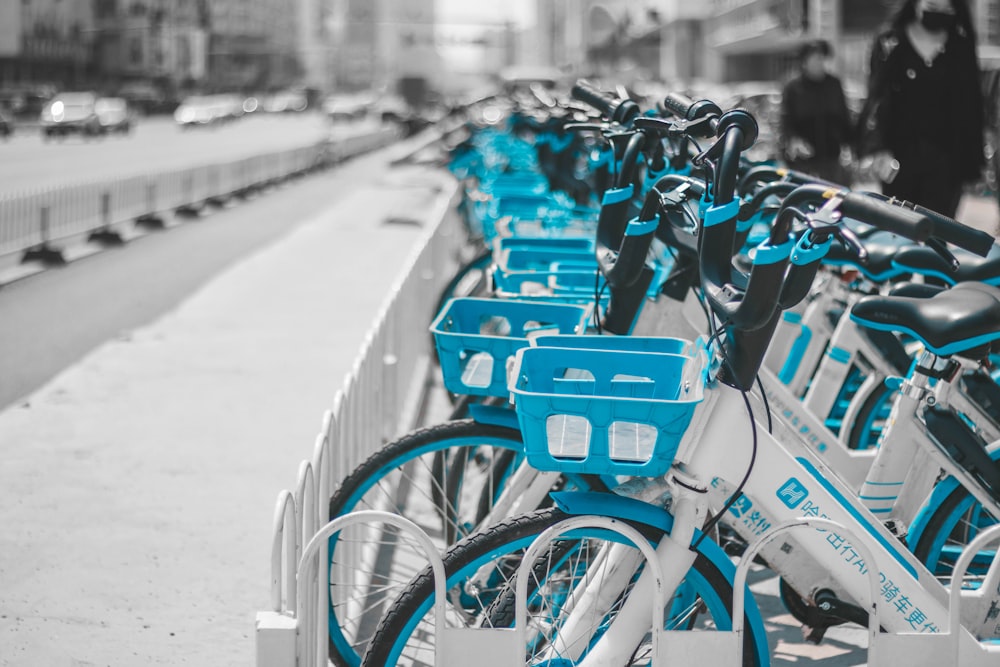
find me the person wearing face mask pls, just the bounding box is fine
[855,0,984,217]
[780,39,854,184]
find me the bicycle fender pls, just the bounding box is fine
[469,403,520,430]
[550,490,770,667]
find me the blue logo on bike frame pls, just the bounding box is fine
[777,478,809,509]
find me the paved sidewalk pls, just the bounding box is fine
[0,148,455,667]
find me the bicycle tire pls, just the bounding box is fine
[327,419,523,667]
[361,507,766,667]
[911,480,998,584]
[846,380,897,450]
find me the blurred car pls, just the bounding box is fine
[322,93,373,122]
[0,106,13,139]
[174,95,216,127]
[242,96,261,114]
[262,89,308,113]
[39,92,102,138]
[95,97,133,134]
[174,94,242,127]
[1,86,55,118]
[118,81,176,115]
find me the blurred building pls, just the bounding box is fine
[92,0,209,94]
[530,1,1000,89]
[88,0,304,94]
[298,0,329,92]
[327,0,440,99]
[531,1,708,82]
[974,0,1000,68]
[702,0,886,86]
[204,0,302,91]
[0,0,94,91]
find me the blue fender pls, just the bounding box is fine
[469,403,521,430]
[550,490,770,667]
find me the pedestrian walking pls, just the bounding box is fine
[780,39,853,185]
[856,0,984,217]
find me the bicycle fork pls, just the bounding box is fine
[539,474,710,665]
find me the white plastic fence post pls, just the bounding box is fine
[947,523,1000,664]
[257,490,298,667]
[297,511,447,667]
[731,518,881,666]
[436,515,667,667]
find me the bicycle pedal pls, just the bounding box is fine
[802,624,828,645]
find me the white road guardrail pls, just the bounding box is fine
[0,125,402,264]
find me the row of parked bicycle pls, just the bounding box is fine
[322,81,1000,666]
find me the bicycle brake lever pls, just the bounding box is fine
[563,122,609,133]
[926,237,961,272]
[667,116,716,138]
[805,197,869,264]
[633,116,678,134]
[658,182,693,208]
[837,225,869,264]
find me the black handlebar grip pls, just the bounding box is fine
[864,192,995,256]
[661,92,697,120]
[918,208,995,257]
[571,81,618,117]
[840,193,933,242]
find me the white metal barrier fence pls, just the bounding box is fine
[0,126,402,260]
[257,179,465,667]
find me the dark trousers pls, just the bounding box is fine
[883,152,964,218]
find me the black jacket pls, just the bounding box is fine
[780,73,853,161]
[857,27,984,181]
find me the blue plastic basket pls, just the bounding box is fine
[431,298,591,397]
[493,238,597,276]
[492,268,607,303]
[509,345,707,477]
[531,335,694,356]
[493,216,598,239]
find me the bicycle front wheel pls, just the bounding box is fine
[361,507,765,667]
[327,419,523,666]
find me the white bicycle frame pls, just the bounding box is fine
[533,377,1000,666]
[800,298,904,427]
[855,352,1000,531]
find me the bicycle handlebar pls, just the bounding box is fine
[570,81,616,115]
[838,193,933,242]
[925,212,994,256]
[661,92,724,122]
[570,80,640,125]
[863,193,995,256]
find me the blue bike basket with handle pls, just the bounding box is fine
[509,345,706,477]
[431,298,591,397]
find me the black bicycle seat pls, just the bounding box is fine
[850,282,1000,358]
[824,231,913,281]
[887,282,946,298]
[892,242,1000,284]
